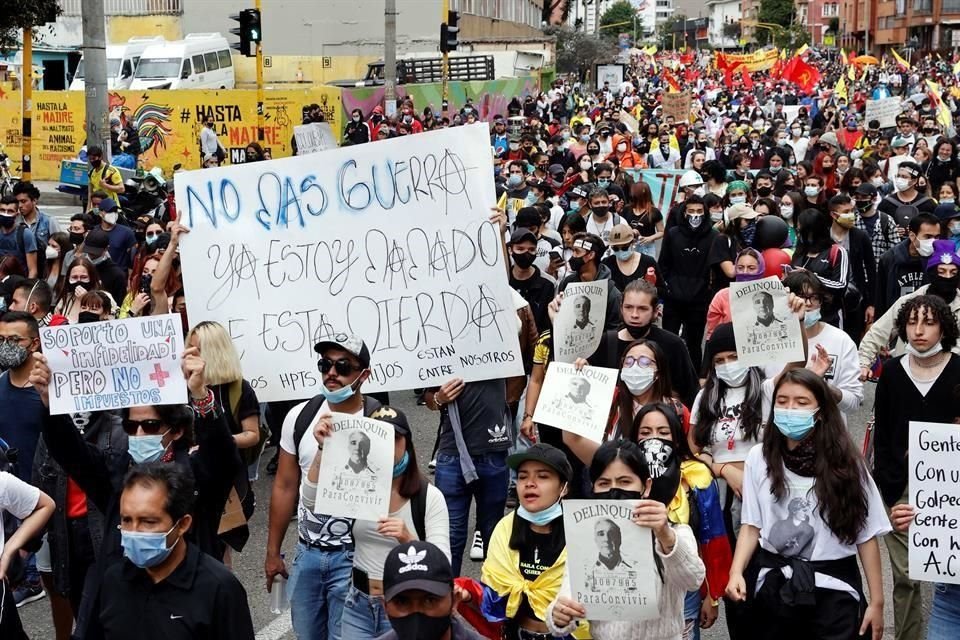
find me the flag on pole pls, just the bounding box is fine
[834,74,847,101]
[840,48,847,65]
[847,64,856,81]
[891,49,911,70]
[953,59,960,75]
[796,43,810,57]
[926,79,953,131]
[662,68,681,92]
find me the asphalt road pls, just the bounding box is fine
[17,381,927,640]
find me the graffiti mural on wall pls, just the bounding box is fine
[109,92,175,158]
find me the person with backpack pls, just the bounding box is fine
[12,182,59,281]
[853,183,900,314]
[300,406,449,639]
[0,464,54,639]
[0,196,37,279]
[791,208,849,328]
[873,212,942,318]
[265,334,381,640]
[877,161,936,218]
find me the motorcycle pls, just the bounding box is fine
[0,145,16,197]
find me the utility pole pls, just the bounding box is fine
[863,0,871,54]
[384,0,397,117]
[82,0,109,163]
[441,0,450,110]
[21,29,33,181]
[255,0,264,143]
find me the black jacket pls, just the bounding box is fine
[844,226,877,308]
[42,404,240,639]
[659,215,718,305]
[510,266,556,333]
[558,264,623,331]
[874,240,927,317]
[94,258,128,311]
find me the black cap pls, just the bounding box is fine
[854,183,877,198]
[314,333,371,368]
[530,179,554,197]
[82,228,110,255]
[383,541,453,602]
[935,203,960,222]
[508,228,537,245]
[569,185,589,199]
[894,204,920,228]
[515,207,542,229]
[704,322,737,366]
[507,443,573,482]
[0,275,26,301]
[369,406,410,437]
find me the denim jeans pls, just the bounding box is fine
[287,543,354,640]
[683,590,702,640]
[928,583,960,640]
[340,585,391,640]
[434,451,509,575]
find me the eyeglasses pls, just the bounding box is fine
[624,355,655,368]
[122,419,167,435]
[319,358,363,376]
[0,335,29,345]
[795,293,822,304]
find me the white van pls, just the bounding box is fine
[130,34,235,90]
[70,36,164,91]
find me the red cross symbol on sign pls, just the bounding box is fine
[149,363,171,388]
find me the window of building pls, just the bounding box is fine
[821,3,839,17]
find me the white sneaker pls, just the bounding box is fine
[469,531,484,561]
[428,458,436,472]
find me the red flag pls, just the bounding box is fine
[684,66,697,84]
[782,56,820,93]
[741,69,754,90]
[662,68,681,92]
[715,52,731,73]
[770,57,783,80]
[680,51,695,65]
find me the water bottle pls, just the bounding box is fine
[270,553,287,614]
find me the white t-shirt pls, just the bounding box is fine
[691,378,773,464]
[740,444,891,598]
[280,399,357,548]
[0,471,40,554]
[351,484,451,580]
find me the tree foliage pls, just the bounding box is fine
[547,25,617,78]
[0,0,60,53]
[657,14,687,50]
[599,0,637,39]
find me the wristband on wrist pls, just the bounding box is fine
[191,388,215,415]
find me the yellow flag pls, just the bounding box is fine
[796,43,809,57]
[926,80,953,131]
[891,49,911,70]
[840,48,847,65]
[953,59,960,75]
[644,45,658,57]
[861,65,869,82]
[834,74,847,101]
[848,65,855,81]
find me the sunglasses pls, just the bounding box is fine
[122,419,166,435]
[319,358,363,376]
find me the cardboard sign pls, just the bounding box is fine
[533,363,618,443]
[563,500,659,621]
[294,122,338,155]
[313,413,395,521]
[554,280,608,363]
[175,124,524,401]
[619,109,639,133]
[909,421,960,585]
[729,277,804,367]
[865,97,902,129]
[40,314,187,416]
[662,92,692,123]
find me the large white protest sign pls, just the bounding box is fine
[40,314,187,416]
[865,97,902,129]
[729,276,803,367]
[294,122,338,155]
[533,363,617,443]
[554,280,607,363]
[909,422,960,584]
[175,124,524,401]
[563,500,658,621]
[313,413,394,521]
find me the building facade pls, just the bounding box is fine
[840,0,960,53]
[706,0,742,49]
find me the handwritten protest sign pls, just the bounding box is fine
[619,109,639,133]
[662,92,692,123]
[39,314,186,416]
[563,500,658,621]
[313,413,394,521]
[175,124,524,401]
[730,276,803,367]
[554,280,607,363]
[294,122,338,155]
[533,363,617,442]
[865,97,902,129]
[909,422,960,584]
[623,168,686,216]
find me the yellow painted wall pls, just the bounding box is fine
[107,16,183,44]
[233,55,379,86]
[0,83,341,180]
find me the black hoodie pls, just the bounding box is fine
[659,212,718,304]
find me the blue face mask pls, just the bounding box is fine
[507,174,523,188]
[613,248,634,261]
[773,407,818,441]
[569,200,582,212]
[121,521,182,568]
[517,497,564,526]
[393,451,410,478]
[320,378,359,405]
[741,220,757,246]
[803,308,821,328]
[597,179,611,189]
[128,433,168,464]
[524,192,538,206]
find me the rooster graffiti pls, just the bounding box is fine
[108,92,175,157]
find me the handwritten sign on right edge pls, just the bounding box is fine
[175,124,524,402]
[563,500,658,621]
[909,421,960,585]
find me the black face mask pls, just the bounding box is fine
[636,438,681,506]
[928,273,960,302]
[69,231,85,246]
[68,280,89,293]
[594,487,646,501]
[568,255,586,272]
[624,323,650,339]
[387,612,451,640]
[592,206,610,218]
[512,252,536,269]
[756,186,772,198]
[78,311,100,324]
[0,216,15,229]
[856,200,872,213]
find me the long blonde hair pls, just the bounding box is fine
[186,320,243,385]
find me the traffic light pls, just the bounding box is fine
[440,10,459,54]
[229,8,261,57]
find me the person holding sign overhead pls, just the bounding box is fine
[871,294,960,640]
[28,343,241,639]
[299,406,450,640]
[725,369,889,640]
[547,439,705,639]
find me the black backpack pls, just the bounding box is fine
[291,394,429,539]
[0,440,25,584]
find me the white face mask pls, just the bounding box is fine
[45,246,59,260]
[781,204,794,219]
[715,360,750,387]
[103,212,119,226]
[620,365,656,395]
[894,177,912,192]
[916,237,936,257]
[906,341,944,359]
[617,142,627,152]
